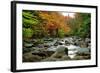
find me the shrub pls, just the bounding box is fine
[23,28,33,38]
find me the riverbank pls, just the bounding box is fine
[23,36,91,62]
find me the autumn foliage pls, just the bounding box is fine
[39,11,71,37]
[23,10,71,38]
[22,10,91,39]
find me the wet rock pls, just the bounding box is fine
[79,41,87,48]
[24,43,33,48]
[43,44,51,48]
[30,48,55,58]
[23,37,91,62]
[30,39,37,42]
[73,55,90,60]
[74,51,91,60]
[23,48,32,53]
[65,40,70,46]
[75,40,81,46]
[88,43,91,48]
[42,55,71,61]
[23,52,42,62]
[85,38,91,43]
[53,42,58,46]
[45,51,55,57]
[50,47,68,58]
[43,38,53,42]
[77,48,90,54]
[37,44,44,48]
[50,52,64,58]
[61,55,71,60]
[72,55,85,60]
[23,47,37,53]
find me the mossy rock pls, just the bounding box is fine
[61,55,71,60]
[23,52,42,62]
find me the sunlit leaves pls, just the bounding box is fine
[38,11,71,37]
[23,28,33,38]
[22,10,91,39]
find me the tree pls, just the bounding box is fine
[58,29,65,38]
[67,13,91,38]
[74,13,91,38]
[22,10,43,38]
[39,11,70,37]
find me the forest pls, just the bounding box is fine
[23,10,91,62]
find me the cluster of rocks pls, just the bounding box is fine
[23,50,71,62]
[23,37,91,62]
[23,40,71,62]
[23,50,55,62]
[72,36,91,48]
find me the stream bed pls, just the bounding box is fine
[23,36,91,62]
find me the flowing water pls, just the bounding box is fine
[46,37,90,58]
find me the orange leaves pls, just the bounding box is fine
[40,11,70,31]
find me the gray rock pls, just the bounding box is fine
[73,55,90,60]
[85,38,91,43]
[61,55,71,60]
[77,48,90,54]
[23,48,32,53]
[79,41,87,48]
[88,43,91,48]
[31,50,54,57]
[23,52,42,62]
[24,43,33,48]
[72,55,85,60]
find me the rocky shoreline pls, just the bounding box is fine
[23,36,91,62]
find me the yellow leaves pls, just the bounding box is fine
[39,11,71,35]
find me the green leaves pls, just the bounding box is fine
[58,29,65,38]
[23,10,43,38]
[23,18,39,28]
[77,13,91,38]
[22,10,91,39]
[22,11,41,28]
[22,12,33,19]
[68,13,91,38]
[23,28,33,38]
